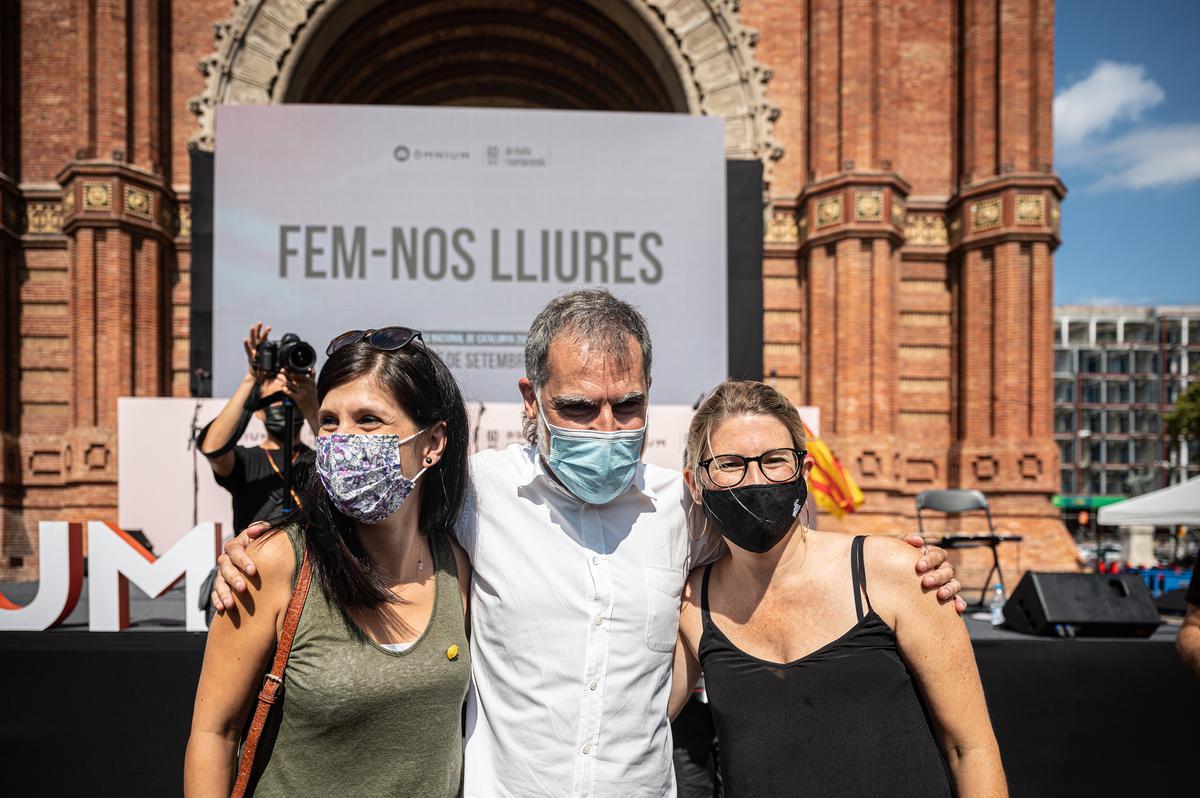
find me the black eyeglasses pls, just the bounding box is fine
[699,447,807,488]
[325,327,424,357]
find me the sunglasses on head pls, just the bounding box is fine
[325,326,424,357]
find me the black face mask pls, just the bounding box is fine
[701,478,807,554]
[263,406,302,441]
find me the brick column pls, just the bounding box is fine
[58,164,175,499]
[0,173,19,545]
[38,0,175,555]
[799,178,907,521]
[947,0,1075,575]
[0,0,25,573]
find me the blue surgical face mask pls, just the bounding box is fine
[537,397,645,505]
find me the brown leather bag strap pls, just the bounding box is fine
[230,548,313,798]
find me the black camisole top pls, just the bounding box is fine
[699,535,954,797]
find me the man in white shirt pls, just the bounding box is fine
[212,288,963,797]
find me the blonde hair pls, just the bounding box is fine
[684,380,808,476]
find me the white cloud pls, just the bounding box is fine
[1087,123,1200,191]
[1078,295,1152,307]
[1054,61,1164,153]
[1055,61,1200,192]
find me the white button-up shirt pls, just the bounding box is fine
[456,444,718,797]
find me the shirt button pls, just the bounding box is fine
[589,681,598,691]
[592,555,599,565]
[593,616,603,627]
[582,744,592,755]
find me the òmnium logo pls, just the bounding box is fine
[393,144,470,164]
[483,144,549,168]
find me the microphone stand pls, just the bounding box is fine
[281,397,296,514]
[188,398,203,527]
[473,401,486,453]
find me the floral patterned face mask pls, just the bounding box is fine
[315,429,428,524]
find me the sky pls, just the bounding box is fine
[1053,1,1200,306]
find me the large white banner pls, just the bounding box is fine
[213,105,727,404]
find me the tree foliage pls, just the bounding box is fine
[1166,381,1200,442]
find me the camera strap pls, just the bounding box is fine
[195,381,266,459]
[264,448,303,509]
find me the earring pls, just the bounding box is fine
[425,457,433,464]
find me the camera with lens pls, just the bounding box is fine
[254,332,317,376]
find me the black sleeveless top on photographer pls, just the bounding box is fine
[213,445,313,532]
[699,535,953,797]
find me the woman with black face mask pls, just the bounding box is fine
[668,380,1006,798]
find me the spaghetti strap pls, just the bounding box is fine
[700,563,715,626]
[850,535,873,620]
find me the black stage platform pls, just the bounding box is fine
[1,582,1195,796]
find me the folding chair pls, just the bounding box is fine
[915,489,1023,608]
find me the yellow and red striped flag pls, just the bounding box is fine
[801,421,865,519]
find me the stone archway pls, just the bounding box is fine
[190,0,780,173]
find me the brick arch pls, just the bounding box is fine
[189,0,781,171]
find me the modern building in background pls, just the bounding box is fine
[1054,305,1200,501]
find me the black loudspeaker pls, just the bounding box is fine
[1003,572,1162,637]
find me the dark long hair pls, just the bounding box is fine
[277,337,469,628]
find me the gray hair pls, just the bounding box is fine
[523,288,653,443]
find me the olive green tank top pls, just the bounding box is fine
[249,526,470,797]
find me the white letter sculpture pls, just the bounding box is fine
[0,522,84,630]
[87,521,222,632]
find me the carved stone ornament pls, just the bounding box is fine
[1019,453,1043,480]
[970,197,1003,233]
[25,203,63,235]
[857,450,882,478]
[123,186,154,221]
[84,444,110,471]
[765,212,799,244]
[2,199,18,229]
[904,214,948,247]
[1050,200,1061,229]
[890,196,906,228]
[904,458,938,484]
[854,190,884,223]
[1016,194,1045,226]
[82,181,113,212]
[971,454,998,481]
[62,188,76,216]
[816,194,844,228]
[190,0,782,182]
[178,204,193,238]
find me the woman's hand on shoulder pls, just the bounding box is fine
[864,535,960,633]
[215,528,297,630]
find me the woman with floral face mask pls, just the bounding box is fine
[185,327,472,797]
[669,380,1006,798]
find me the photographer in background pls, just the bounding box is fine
[199,322,319,533]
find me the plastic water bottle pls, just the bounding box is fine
[989,583,1005,626]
